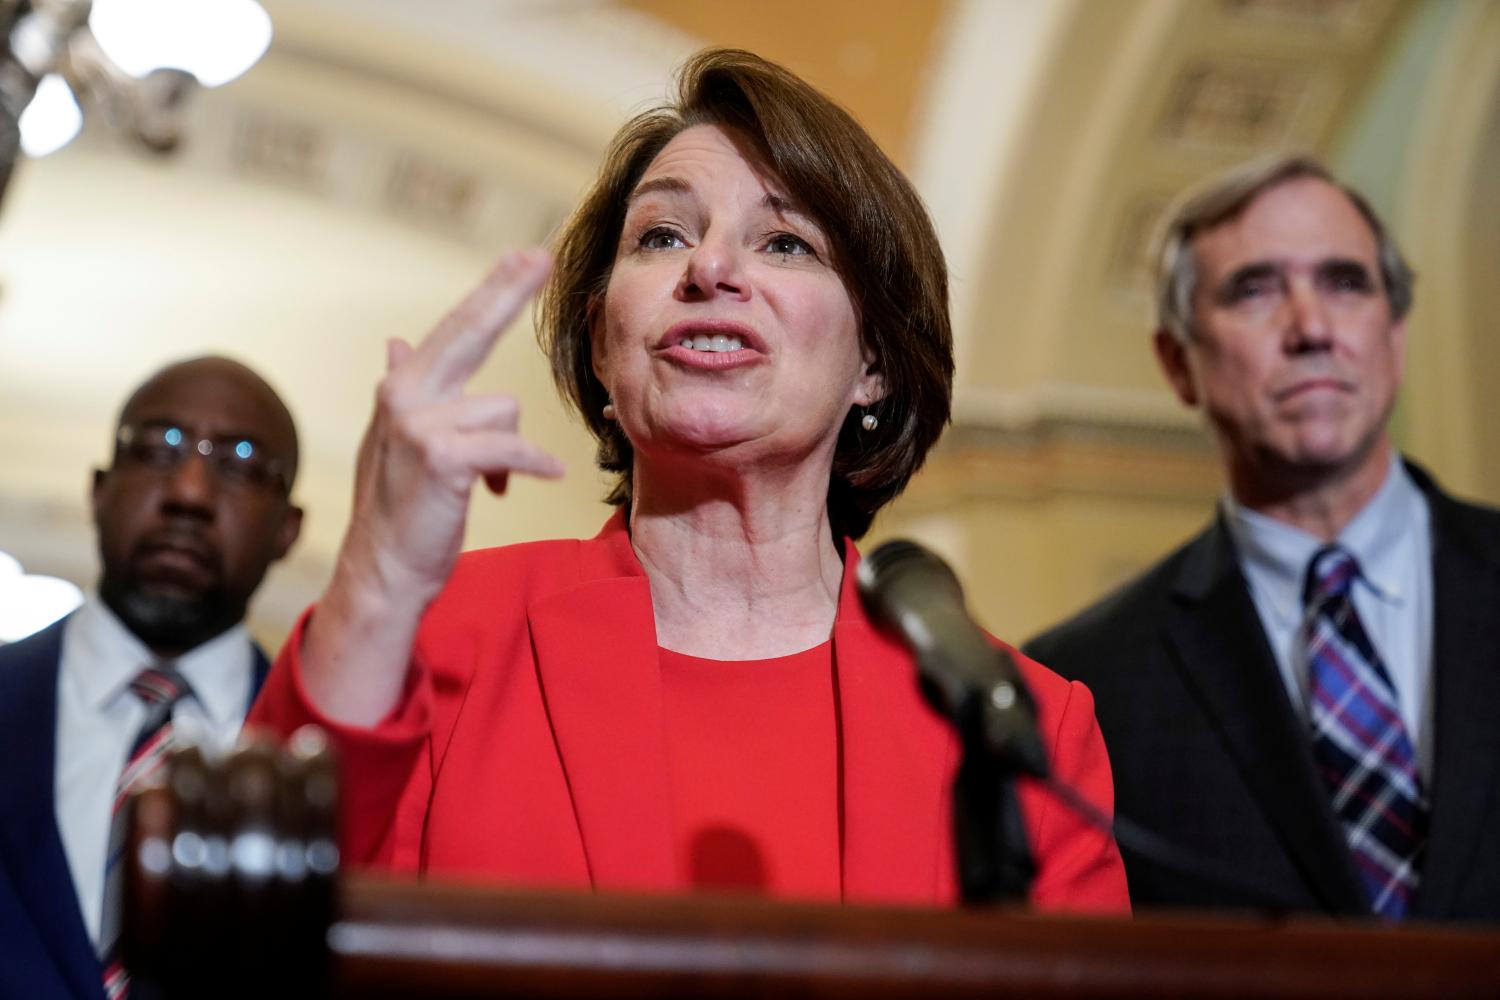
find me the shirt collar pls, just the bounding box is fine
[66,595,153,711]
[1223,497,1320,629]
[65,594,253,726]
[1222,453,1420,621]
[1338,457,1425,605]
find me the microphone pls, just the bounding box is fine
[857,540,1048,778]
[859,541,1304,911]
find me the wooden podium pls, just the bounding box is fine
[122,737,1500,998]
[325,877,1500,999]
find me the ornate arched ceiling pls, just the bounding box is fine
[626,0,949,167]
[953,0,1416,425]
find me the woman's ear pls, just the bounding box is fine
[855,345,886,406]
[855,369,886,407]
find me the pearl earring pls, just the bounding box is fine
[602,403,616,421]
[861,412,879,432]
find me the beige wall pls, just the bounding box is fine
[875,486,1218,644]
[868,427,1223,642]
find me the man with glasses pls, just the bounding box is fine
[0,356,302,998]
[1026,155,1500,923]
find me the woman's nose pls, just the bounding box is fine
[677,236,748,301]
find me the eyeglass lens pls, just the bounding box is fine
[118,424,283,489]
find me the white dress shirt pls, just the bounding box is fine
[54,596,256,947]
[1223,456,1435,783]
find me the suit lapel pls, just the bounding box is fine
[527,520,678,893]
[1161,521,1366,913]
[0,618,104,1000]
[247,642,272,710]
[833,545,957,905]
[1413,486,1500,918]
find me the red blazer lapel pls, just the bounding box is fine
[833,544,958,905]
[528,514,679,893]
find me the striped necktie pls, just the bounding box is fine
[1304,545,1427,920]
[100,663,193,999]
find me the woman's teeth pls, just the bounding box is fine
[681,334,743,353]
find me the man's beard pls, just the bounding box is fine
[99,571,245,654]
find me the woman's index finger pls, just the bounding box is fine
[414,249,554,393]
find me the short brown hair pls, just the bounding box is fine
[538,48,952,540]
[1156,154,1415,343]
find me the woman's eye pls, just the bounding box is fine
[639,227,686,251]
[765,233,813,257]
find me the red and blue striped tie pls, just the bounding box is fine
[1304,546,1427,920]
[100,663,191,999]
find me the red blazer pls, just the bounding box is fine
[249,513,1128,911]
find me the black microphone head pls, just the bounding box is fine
[856,538,964,629]
[858,538,1049,778]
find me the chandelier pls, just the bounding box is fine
[0,0,272,203]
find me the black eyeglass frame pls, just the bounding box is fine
[112,422,292,496]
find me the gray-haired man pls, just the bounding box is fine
[1026,156,1500,923]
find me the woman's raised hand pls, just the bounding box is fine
[301,250,565,725]
[348,249,563,603]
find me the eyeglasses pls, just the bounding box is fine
[114,423,290,494]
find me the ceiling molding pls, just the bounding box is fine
[955,382,1202,434]
[263,0,699,133]
[910,433,1220,510]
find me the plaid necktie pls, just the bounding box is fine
[1304,545,1427,919]
[100,663,193,999]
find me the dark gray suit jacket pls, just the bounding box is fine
[1024,463,1500,923]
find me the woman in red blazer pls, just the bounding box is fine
[249,49,1128,912]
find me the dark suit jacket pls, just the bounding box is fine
[1024,463,1500,924]
[0,615,271,999]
